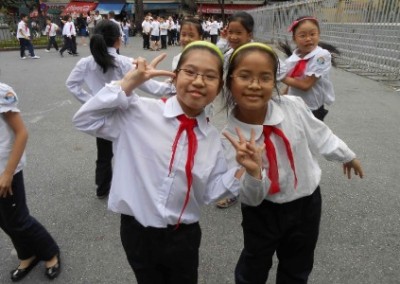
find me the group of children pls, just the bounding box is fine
[1,12,364,284]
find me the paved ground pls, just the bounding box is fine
[0,37,399,284]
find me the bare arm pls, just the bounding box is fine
[0,111,28,197]
[282,75,318,92]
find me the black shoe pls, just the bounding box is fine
[67,51,72,55]
[59,51,63,57]
[45,253,61,280]
[96,189,110,199]
[10,257,40,282]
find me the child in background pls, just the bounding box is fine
[44,17,59,52]
[282,16,335,121]
[73,41,266,284]
[0,83,61,281]
[66,20,173,199]
[222,42,364,284]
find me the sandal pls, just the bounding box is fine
[216,197,238,209]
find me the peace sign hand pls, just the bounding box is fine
[223,127,265,179]
[121,53,175,95]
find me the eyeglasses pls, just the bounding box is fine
[295,32,319,40]
[230,74,273,85]
[177,68,219,84]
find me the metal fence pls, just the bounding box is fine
[248,0,400,87]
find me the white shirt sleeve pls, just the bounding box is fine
[306,50,332,78]
[66,59,93,103]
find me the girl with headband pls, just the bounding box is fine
[222,42,364,284]
[281,16,338,121]
[73,41,266,283]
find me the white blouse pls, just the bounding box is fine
[286,46,335,110]
[221,95,356,204]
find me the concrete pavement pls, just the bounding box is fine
[0,37,399,284]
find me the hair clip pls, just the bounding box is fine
[287,17,318,32]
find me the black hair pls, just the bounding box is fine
[20,13,27,19]
[175,43,223,80]
[90,20,120,73]
[180,18,203,38]
[227,11,254,34]
[290,16,320,35]
[223,44,280,110]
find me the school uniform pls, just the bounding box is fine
[221,95,356,284]
[160,21,169,49]
[0,83,59,262]
[66,48,175,197]
[59,21,73,56]
[45,23,59,51]
[141,20,152,49]
[209,20,219,44]
[73,84,266,283]
[286,46,334,121]
[16,20,36,58]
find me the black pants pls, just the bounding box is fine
[210,35,218,44]
[143,33,150,49]
[60,36,72,54]
[46,36,58,51]
[18,38,35,57]
[120,214,201,284]
[95,137,113,196]
[0,171,59,261]
[160,35,167,49]
[312,105,328,121]
[235,187,322,284]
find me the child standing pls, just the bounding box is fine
[0,83,61,281]
[44,17,59,52]
[72,41,266,284]
[66,20,173,199]
[221,42,364,284]
[282,16,334,121]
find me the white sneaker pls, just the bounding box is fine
[31,55,40,59]
[45,49,50,52]
[21,56,26,60]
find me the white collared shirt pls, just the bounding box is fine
[222,95,356,204]
[73,85,265,227]
[62,21,72,37]
[286,46,335,110]
[66,47,173,104]
[17,20,29,38]
[0,83,26,174]
[45,23,58,37]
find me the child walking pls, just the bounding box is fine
[221,42,364,284]
[282,16,335,121]
[0,83,61,281]
[73,41,266,284]
[66,20,173,199]
[44,17,59,52]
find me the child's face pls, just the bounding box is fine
[229,51,275,114]
[227,21,252,50]
[179,24,201,48]
[175,50,223,117]
[293,20,320,56]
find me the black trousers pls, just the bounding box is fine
[46,36,58,51]
[95,137,113,196]
[312,105,328,121]
[161,35,167,49]
[235,187,322,284]
[18,38,35,57]
[120,214,201,284]
[143,33,150,49]
[60,36,72,54]
[0,171,59,261]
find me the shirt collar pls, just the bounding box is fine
[107,47,118,56]
[225,97,284,140]
[163,96,209,136]
[288,46,322,62]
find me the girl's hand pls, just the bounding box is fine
[220,26,228,39]
[343,158,364,179]
[224,127,265,179]
[0,172,13,198]
[121,53,175,95]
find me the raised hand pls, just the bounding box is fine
[121,53,175,95]
[224,127,265,179]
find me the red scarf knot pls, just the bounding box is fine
[169,114,198,228]
[288,59,309,78]
[263,125,298,195]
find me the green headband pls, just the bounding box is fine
[183,40,224,61]
[230,42,277,63]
